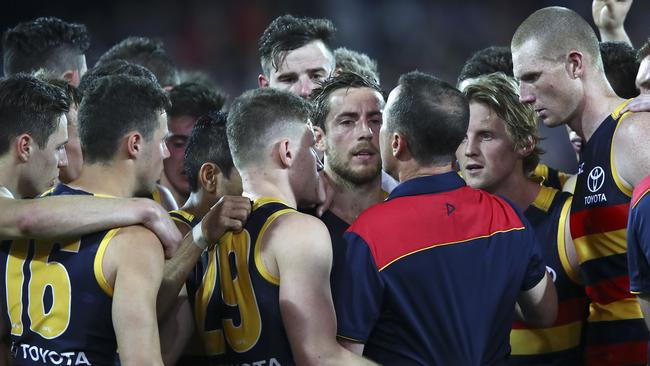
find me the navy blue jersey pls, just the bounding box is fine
[1,183,117,365]
[569,101,648,365]
[510,186,588,365]
[332,172,545,365]
[193,197,297,365]
[628,175,650,295]
[319,210,350,281]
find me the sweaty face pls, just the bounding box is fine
[58,103,83,183]
[266,40,335,99]
[324,87,384,186]
[456,101,521,193]
[163,115,195,198]
[512,40,582,128]
[21,114,69,197]
[136,111,171,196]
[637,55,650,95]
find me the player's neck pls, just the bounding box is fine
[491,171,541,212]
[327,169,383,224]
[180,191,216,220]
[0,155,19,198]
[70,164,135,198]
[240,171,298,209]
[570,77,624,142]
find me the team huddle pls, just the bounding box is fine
[1,1,650,365]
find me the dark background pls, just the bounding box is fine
[3,0,649,173]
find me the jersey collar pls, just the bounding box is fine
[387,172,466,201]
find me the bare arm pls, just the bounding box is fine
[157,196,251,318]
[614,112,650,188]
[159,287,195,366]
[592,0,633,45]
[274,214,377,366]
[0,196,182,258]
[517,272,558,327]
[108,226,165,366]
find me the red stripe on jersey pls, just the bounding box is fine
[585,275,634,305]
[632,175,650,208]
[349,187,525,270]
[584,341,648,366]
[570,203,630,239]
[512,296,587,329]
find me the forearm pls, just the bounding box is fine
[599,26,632,45]
[157,232,203,318]
[2,196,151,240]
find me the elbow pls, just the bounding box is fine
[15,209,39,237]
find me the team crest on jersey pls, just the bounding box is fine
[584,166,607,205]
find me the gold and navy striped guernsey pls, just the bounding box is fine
[510,186,588,365]
[189,197,298,365]
[0,183,118,365]
[569,100,649,365]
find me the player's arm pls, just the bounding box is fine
[273,214,377,366]
[517,272,558,327]
[159,286,195,366]
[0,195,181,258]
[592,0,633,45]
[157,196,251,319]
[627,176,650,330]
[613,112,650,188]
[106,225,165,366]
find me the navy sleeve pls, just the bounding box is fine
[628,193,650,294]
[521,221,547,291]
[331,231,384,342]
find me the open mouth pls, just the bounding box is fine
[352,148,377,160]
[465,163,484,174]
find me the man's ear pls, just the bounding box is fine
[313,125,326,151]
[518,135,536,158]
[126,132,144,159]
[15,134,33,162]
[566,50,584,79]
[199,162,221,194]
[61,69,80,87]
[277,138,293,168]
[258,74,270,88]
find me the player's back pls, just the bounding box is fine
[203,197,297,365]
[335,174,545,365]
[0,183,118,365]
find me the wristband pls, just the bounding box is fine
[192,223,210,250]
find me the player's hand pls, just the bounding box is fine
[592,0,633,31]
[315,170,335,217]
[622,94,650,113]
[138,198,182,258]
[201,196,252,244]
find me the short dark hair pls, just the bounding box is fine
[0,74,69,154]
[2,17,90,76]
[387,71,469,166]
[638,38,650,62]
[79,59,158,96]
[35,70,82,107]
[227,88,311,169]
[95,36,179,87]
[167,82,227,119]
[457,46,512,86]
[77,75,170,164]
[184,111,235,192]
[600,42,640,99]
[258,15,336,76]
[334,47,380,84]
[310,72,384,132]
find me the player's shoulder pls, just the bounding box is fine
[109,224,163,256]
[270,210,328,238]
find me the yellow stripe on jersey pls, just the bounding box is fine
[169,209,195,228]
[588,298,644,322]
[253,208,296,286]
[510,321,583,355]
[557,196,581,285]
[531,185,557,213]
[573,229,627,264]
[93,228,121,297]
[610,99,634,198]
